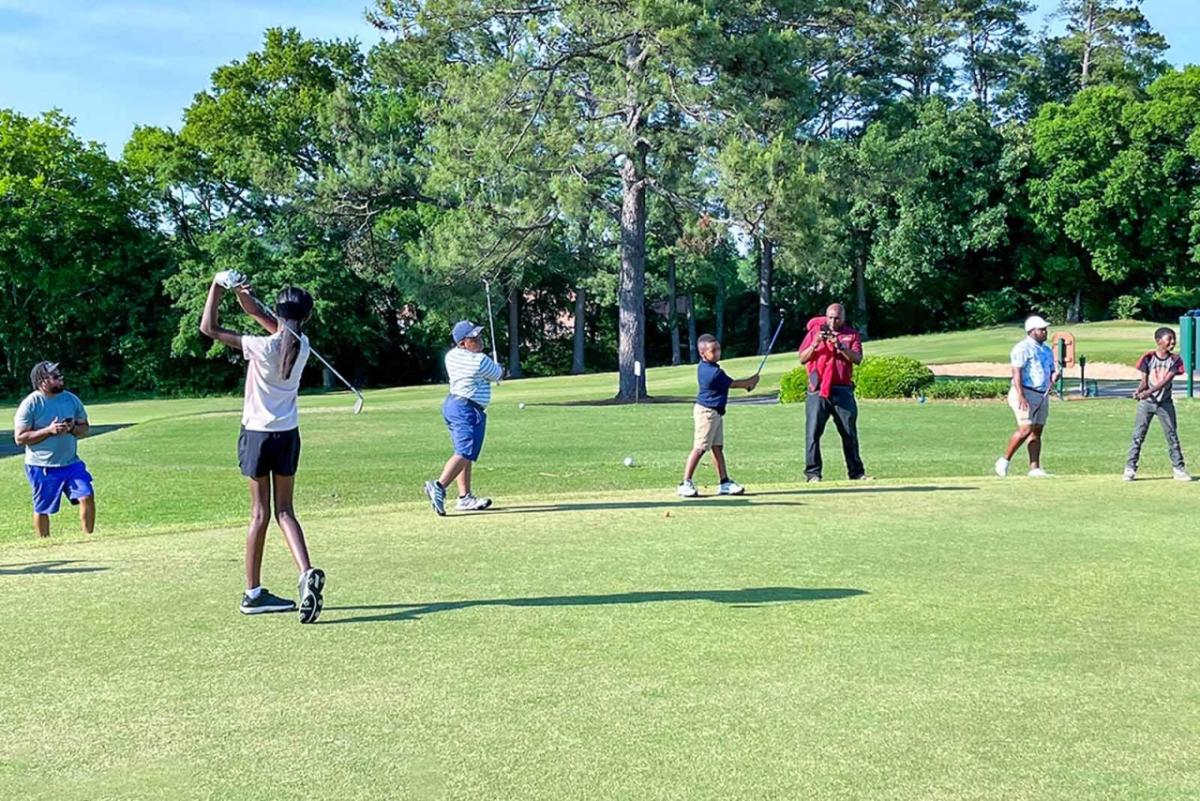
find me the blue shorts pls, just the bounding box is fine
[443,395,487,462]
[26,461,94,515]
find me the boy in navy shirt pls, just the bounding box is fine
[678,334,760,497]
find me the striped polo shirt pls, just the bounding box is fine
[445,347,504,406]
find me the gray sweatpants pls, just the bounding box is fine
[1126,398,1185,471]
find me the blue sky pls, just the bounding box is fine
[1,0,1198,158]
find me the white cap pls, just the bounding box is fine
[1024,315,1051,332]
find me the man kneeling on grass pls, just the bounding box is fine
[424,320,504,516]
[677,334,760,497]
[13,361,94,538]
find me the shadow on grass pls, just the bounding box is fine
[0,560,108,576]
[528,393,780,407]
[750,484,978,497]
[480,498,804,515]
[0,424,132,459]
[478,485,974,515]
[323,586,867,624]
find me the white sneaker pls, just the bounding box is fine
[1027,467,1052,478]
[677,479,698,498]
[455,493,493,511]
[994,457,1009,478]
[1173,468,1193,482]
[1122,467,1136,481]
[718,479,745,496]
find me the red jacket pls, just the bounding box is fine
[799,317,862,397]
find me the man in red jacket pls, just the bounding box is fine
[797,303,867,482]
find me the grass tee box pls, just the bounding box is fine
[2,359,1199,799]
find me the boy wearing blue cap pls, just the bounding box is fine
[424,320,504,516]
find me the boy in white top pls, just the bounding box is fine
[996,315,1059,478]
[200,271,326,624]
[424,320,504,516]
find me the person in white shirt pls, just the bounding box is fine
[424,320,504,516]
[995,315,1059,478]
[200,272,325,623]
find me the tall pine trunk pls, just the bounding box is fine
[854,250,869,339]
[667,253,681,366]
[715,269,726,342]
[686,291,698,364]
[572,286,586,375]
[507,286,523,378]
[616,38,648,401]
[758,237,774,354]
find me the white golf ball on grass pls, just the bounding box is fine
[623,456,635,467]
[519,402,526,409]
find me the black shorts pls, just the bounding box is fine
[238,427,301,478]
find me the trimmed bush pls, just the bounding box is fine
[923,378,1010,399]
[779,366,808,404]
[854,356,935,399]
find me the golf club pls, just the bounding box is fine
[233,281,365,415]
[482,277,500,364]
[753,313,787,376]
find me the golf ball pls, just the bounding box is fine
[624,456,635,467]
[518,402,526,409]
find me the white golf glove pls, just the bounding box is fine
[214,269,247,289]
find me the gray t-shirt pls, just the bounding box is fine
[13,391,88,467]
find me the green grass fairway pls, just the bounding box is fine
[867,319,1172,365]
[3,368,1199,799]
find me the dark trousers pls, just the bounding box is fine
[805,387,865,479]
[1126,398,1185,471]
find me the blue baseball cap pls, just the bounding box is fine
[452,320,484,343]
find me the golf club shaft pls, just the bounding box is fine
[483,278,499,364]
[754,317,787,375]
[248,294,364,402]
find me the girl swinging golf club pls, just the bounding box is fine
[201,270,326,623]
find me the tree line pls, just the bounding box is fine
[2,0,1197,401]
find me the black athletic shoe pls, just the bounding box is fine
[298,568,326,624]
[240,589,296,615]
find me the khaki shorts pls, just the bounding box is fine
[1008,387,1049,427]
[693,404,725,450]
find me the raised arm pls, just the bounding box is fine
[199,280,244,350]
[234,285,278,334]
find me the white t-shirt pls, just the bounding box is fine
[241,330,311,432]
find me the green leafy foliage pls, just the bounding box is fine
[854,357,936,399]
[779,366,809,404]
[923,378,1011,399]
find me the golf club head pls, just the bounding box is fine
[352,395,365,415]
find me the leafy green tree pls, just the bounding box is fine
[1057,0,1167,89]
[0,110,177,397]
[127,29,429,386]
[373,0,802,400]
[953,0,1033,109]
[1024,68,1200,320]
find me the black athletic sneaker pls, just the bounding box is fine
[298,568,326,624]
[240,589,296,615]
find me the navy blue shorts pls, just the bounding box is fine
[238,427,302,478]
[26,461,94,515]
[443,395,487,462]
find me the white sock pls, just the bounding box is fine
[246,585,263,600]
[997,456,1009,465]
